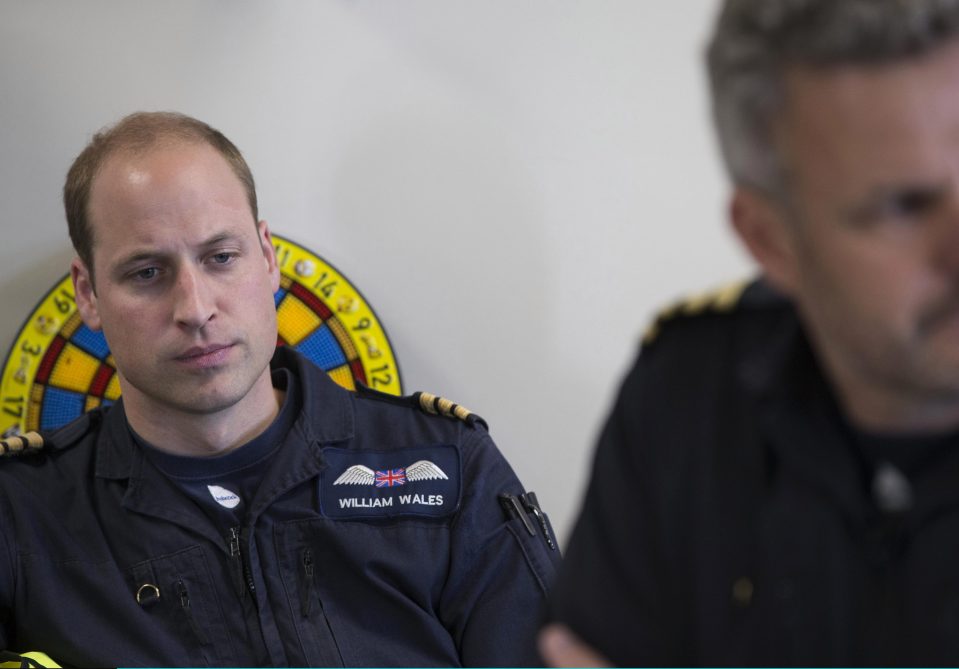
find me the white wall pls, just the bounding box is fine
[0,0,753,543]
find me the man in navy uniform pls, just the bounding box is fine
[0,111,558,667]
[545,0,959,665]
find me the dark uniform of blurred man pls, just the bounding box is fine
[0,112,559,668]
[545,0,959,665]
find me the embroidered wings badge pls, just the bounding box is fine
[333,460,448,487]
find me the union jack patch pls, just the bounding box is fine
[333,460,449,487]
[376,469,406,487]
[320,445,460,519]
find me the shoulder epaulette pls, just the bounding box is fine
[412,391,486,428]
[0,410,102,459]
[353,384,488,429]
[642,278,752,345]
[0,431,45,457]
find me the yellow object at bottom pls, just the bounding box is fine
[0,650,60,668]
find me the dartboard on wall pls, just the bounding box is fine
[0,234,401,438]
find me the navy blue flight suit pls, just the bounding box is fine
[0,347,559,667]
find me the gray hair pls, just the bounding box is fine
[707,0,959,196]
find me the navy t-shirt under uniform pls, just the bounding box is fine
[134,369,299,533]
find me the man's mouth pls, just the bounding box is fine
[174,344,235,368]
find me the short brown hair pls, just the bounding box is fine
[64,111,259,282]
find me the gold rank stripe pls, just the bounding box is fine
[415,392,475,424]
[417,391,439,415]
[0,431,44,456]
[642,279,750,345]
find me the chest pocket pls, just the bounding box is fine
[275,518,459,668]
[124,545,236,667]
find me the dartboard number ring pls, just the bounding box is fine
[0,234,401,437]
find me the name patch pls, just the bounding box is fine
[320,445,460,519]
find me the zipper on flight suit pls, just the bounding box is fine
[176,579,210,646]
[301,548,315,617]
[228,527,272,663]
[229,526,256,597]
[297,547,345,665]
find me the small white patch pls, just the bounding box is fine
[207,484,241,509]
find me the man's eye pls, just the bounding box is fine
[133,267,159,281]
[885,189,942,218]
[849,186,949,227]
[210,252,235,265]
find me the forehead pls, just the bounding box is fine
[776,42,959,192]
[91,139,243,203]
[83,140,257,274]
[87,140,252,245]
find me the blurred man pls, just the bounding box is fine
[545,0,959,665]
[0,112,558,667]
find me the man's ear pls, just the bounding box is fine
[256,220,281,293]
[71,257,102,331]
[729,186,800,296]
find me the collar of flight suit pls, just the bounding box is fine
[93,346,356,481]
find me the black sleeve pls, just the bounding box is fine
[548,355,687,666]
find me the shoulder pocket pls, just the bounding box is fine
[504,512,561,594]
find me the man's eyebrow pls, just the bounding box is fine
[843,181,951,222]
[864,181,950,201]
[111,250,167,275]
[110,232,248,274]
[198,231,245,248]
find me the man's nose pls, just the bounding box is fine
[172,266,215,330]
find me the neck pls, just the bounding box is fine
[834,382,959,434]
[120,374,284,456]
[813,342,959,434]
